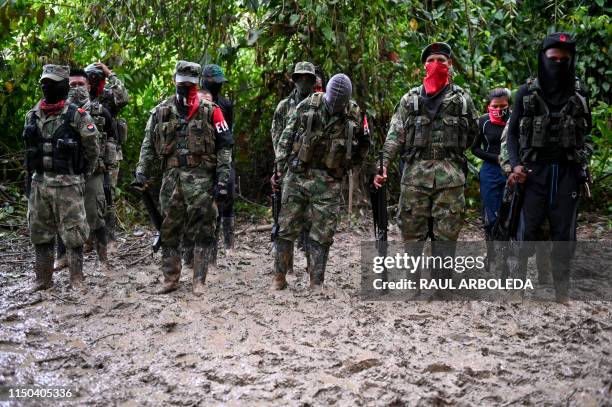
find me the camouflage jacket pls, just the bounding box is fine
[271,89,306,155]
[383,84,479,189]
[136,96,233,184]
[24,101,100,187]
[275,93,370,179]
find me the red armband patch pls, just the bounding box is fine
[363,115,370,136]
[212,106,229,133]
[78,108,87,114]
[87,123,95,131]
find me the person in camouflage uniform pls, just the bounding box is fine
[271,62,317,256]
[85,62,129,253]
[374,42,478,284]
[375,42,478,243]
[23,64,100,292]
[51,68,118,272]
[271,62,317,156]
[272,74,370,289]
[135,61,233,295]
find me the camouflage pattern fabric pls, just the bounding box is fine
[99,74,129,115]
[25,102,99,248]
[397,184,465,241]
[28,180,89,247]
[382,84,478,241]
[84,173,106,231]
[275,94,369,247]
[271,90,302,156]
[278,170,342,246]
[158,167,217,247]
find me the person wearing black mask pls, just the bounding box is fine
[506,32,592,304]
[188,64,236,268]
[23,65,100,292]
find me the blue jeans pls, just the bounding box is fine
[479,160,506,234]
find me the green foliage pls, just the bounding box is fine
[1,0,610,212]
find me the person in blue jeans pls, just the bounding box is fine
[472,88,512,245]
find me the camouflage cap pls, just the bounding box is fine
[40,64,69,82]
[202,64,228,84]
[291,61,316,81]
[420,42,452,63]
[174,60,201,84]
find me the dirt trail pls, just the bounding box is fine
[1,214,611,406]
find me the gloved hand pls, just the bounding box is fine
[131,172,148,190]
[214,182,229,202]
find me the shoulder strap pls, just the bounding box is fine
[310,92,324,108]
[408,86,421,113]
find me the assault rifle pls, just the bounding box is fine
[370,151,388,243]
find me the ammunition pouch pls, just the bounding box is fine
[117,118,128,144]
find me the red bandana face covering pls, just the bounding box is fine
[423,61,449,95]
[488,106,507,126]
[40,99,66,116]
[186,85,200,119]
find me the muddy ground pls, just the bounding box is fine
[1,212,611,406]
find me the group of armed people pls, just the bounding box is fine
[23,32,591,303]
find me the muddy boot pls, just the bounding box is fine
[94,227,109,273]
[307,239,329,288]
[271,239,293,290]
[221,217,235,250]
[54,234,68,271]
[551,256,570,305]
[155,247,181,294]
[192,242,214,296]
[67,246,86,290]
[29,243,54,293]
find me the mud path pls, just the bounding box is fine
[1,214,611,406]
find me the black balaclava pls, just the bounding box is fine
[294,75,316,98]
[537,32,576,105]
[204,81,223,99]
[41,79,70,104]
[175,85,191,116]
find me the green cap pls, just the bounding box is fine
[175,60,201,84]
[420,42,452,63]
[41,64,69,82]
[291,61,316,80]
[202,64,228,84]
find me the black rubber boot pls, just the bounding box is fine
[192,242,214,295]
[29,243,54,293]
[307,239,330,288]
[156,246,181,294]
[105,207,117,253]
[221,217,235,250]
[271,239,293,290]
[536,241,553,286]
[67,246,85,290]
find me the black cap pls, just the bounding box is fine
[541,32,576,53]
[421,42,452,63]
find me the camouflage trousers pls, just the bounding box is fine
[28,179,89,248]
[85,173,106,231]
[397,184,465,241]
[278,169,342,246]
[159,167,217,247]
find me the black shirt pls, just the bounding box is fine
[214,94,234,131]
[472,114,503,163]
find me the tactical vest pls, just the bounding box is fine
[153,99,217,170]
[402,85,470,160]
[290,93,358,178]
[518,78,589,162]
[23,104,85,175]
[88,102,108,172]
